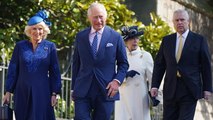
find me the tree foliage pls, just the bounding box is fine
[141,12,172,57]
[0,0,142,65]
[0,0,172,64]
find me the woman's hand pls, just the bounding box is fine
[3,92,11,104]
[51,95,57,107]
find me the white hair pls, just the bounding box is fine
[87,2,107,18]
[24,21,50,39]
[173,9,190,21]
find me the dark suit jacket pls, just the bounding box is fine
[152,31,212,100]
[71,26,129,100]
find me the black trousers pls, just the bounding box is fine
[163,77,198,120]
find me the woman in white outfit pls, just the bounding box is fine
[115,26,153,120]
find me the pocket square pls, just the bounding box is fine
[106,43,113,47]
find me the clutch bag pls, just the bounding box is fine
[0,104,13,120]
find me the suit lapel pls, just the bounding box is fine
[171,33,177,61]
[83,27,94,58]
[179,31,193,62]
[96,26,110,57]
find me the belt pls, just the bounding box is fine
[177,71,181,77]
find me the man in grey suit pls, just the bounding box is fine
[71,2,129,120]
[151,9,212,120]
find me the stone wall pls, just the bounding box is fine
[156,0,213,120]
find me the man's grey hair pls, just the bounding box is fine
[173,9,189,20]
[87,2,107,18]
[173,9,190,21]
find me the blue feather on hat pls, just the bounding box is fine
[27,10,52,26]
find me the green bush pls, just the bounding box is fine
[140,12,172,57]
[0,0,141,64]
[54,97,74,119]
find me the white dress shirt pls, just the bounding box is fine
[89,27,104,51]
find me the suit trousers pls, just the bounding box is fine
[74,77,114,120]
[163,77,198,120]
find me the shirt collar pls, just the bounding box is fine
[177,29,189,39]
[90,26,105,35]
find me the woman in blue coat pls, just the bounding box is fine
[3,10,61,120]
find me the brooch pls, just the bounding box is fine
[44,47,48,50]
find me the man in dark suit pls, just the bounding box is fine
[71,2,129,120]
[151,9,212,120]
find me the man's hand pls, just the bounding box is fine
[150,88,158,97]
[204,91,212,101]
[126,70,140,78]
[106,80,120,98]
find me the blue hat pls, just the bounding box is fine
[121,26,144,41]
[27,10,52,26]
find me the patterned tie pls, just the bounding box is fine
[176,35,183,62]
[92,32,98,57]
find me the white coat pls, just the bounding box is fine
[115,47,153,120]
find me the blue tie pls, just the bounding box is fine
[92,32,98,57]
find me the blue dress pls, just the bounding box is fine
[5,40,61,120]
